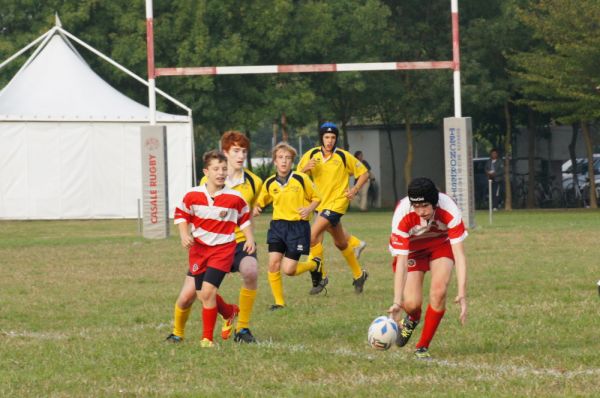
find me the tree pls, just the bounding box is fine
[510,0,600,208]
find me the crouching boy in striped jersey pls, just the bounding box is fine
[253,143,321,310]
[166,150,255,347]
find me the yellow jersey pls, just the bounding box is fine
[297,147,367,214]
[256,171,321,221]
[200,168,263,243]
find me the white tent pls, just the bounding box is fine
[0,25,194,219]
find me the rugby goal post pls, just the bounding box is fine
[143,0,475,231]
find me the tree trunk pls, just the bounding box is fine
[245,130,253,172]
[503,101,513,210]
[403,120,413,190]
[281,113,288,142]
[581,122,598,208]
[272,118,278,147]
[568,124,580,206]
[341,119,350,150]
[526,109,536,208]
[385,126,399,202]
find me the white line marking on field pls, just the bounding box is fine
[1,330,68,340]
[257,341,600,379]
[5,325,598,380]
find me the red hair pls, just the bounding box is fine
[221,130,250,152]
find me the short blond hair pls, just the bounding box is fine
[272,142,297,162]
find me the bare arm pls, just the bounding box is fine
[346,172,369,200]
[241,225,256,255]
[451,241,468,325]
[387,255,408,322]
[298,199,320,219]
[178,222,194,249]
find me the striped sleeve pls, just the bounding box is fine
[388,199,411,256]
[174,191,195,224]
[236,196,251,230]
[438,194,468,244]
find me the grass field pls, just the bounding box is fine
[1,210,599,397]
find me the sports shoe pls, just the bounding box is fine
[165,333,183,343]
[234,328,257,343]
[309,276,329,295]
[352,270,369,294]
[354,240,367,260]
[200,338,214,348]
[309,257,323,288]
[396,315,419,347]
[221,304,239,340]
[414,347,431,360]
[269,304,285,311]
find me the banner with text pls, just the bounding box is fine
[444,117,475,229]
[141,125,170,239]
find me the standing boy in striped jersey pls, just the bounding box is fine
[166,131,263,344]
[166,150,255,347]
[253,143,321,310]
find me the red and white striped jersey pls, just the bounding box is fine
[174,184,251,246]
[389,193,468,256]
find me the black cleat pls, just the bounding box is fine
[234,328,257,343]
[309,276,329,295]
[269,304,285,311]
[309,257,323,287]
[396,315,419,347]
[165,333,183,343]
[352,270,368,294]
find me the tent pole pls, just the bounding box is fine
[0,29,54,72]
[58,28,191,116]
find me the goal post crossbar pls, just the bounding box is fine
[155,61,455,77]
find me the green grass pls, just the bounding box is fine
[1,210,599,397]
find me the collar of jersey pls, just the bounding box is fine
[226,170,246,188]
[275,171,293,187]
[200,183,226,205]
[320,147,337,162]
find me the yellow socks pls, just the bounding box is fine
[311,242,324,260]
[236,287,256,332]
[348,235,361,249]
[341,246,362,279]
[294,259,316,275]
[172,303,191,338]
[267,271,285,306]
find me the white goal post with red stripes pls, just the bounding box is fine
[143,0,475,230]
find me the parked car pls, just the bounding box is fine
[561,154,600,206]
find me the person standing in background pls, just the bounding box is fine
[485,148,504,210]
[353,151,372,212]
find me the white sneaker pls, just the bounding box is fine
[354,241,367,259]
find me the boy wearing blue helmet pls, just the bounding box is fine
[296,122,370,294]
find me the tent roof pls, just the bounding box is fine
[0,32,189,122]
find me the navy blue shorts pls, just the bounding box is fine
[231,241,257,272]
[267,220,310,261]
[319,209,344,227]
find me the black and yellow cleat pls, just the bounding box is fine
[309,257,323,286]
[269,304,285,311]
[396,315,419,347]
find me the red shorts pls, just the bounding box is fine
[392,240,454,273]
[188,241,236,275]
